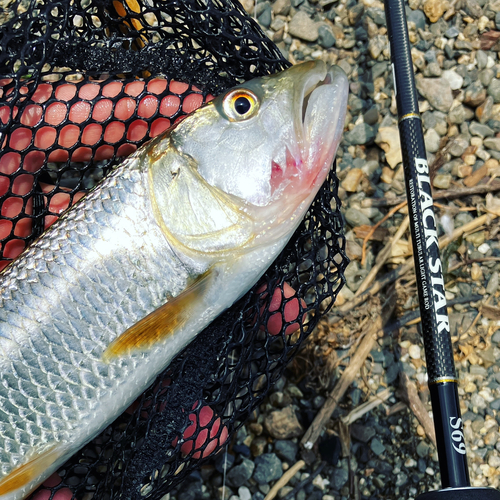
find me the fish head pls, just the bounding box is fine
[175,61,347,207]
[149,61,348,256]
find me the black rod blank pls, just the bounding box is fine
[383,0,470,489]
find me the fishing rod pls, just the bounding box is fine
[384,0,500,498]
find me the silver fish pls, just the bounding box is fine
[0,61,348,500]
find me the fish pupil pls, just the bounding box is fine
[234,96,251,115]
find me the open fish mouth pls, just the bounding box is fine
[297,62,348,169]
[269,61,348,199]
[301,68,335,123]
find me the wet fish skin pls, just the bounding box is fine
[0,61,348,500]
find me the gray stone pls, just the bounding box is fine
[366,7,386,24]
[471,393,487,409]
[465,0,483,17]
[257,4,272,27]
[271,0,290,15]
[370,438,386,456]
[313,395,325,409]
[487,271,499,294]
[288,11,319,42]
[351,423,376,443]
[349,96,365,114]
[492,330,500,344]
[317,24,336,48]
[416,441,430,458]
[490,398,500,410]
[497,11,500,29]
[270,17,285,31]
[238,486,252,500]
[402,362,416,377]
[424,128,441,152]
[331,467,349,489]
[368,35,387,59]
[445,26,460,37]
[477,95,494,123]
[480,69,495,87]
[407,8,426,29]
[441,70,464,90]
[488,79,500,103]
[426,62,442,77]
[449,135,469,156]
[370,348,385,362]
[215,452,235,473]
[227,459,255,488]
[274,440,298,463]
[470,365,488,376]
[348,3,364,24]
[470,122,494,138]
[385,362,400,385]
[395,472,408,487]
[477,50,488,70]
[484,137,500,151]
[465,80,487,107]
[415,77,453,112]
[344,207,371,227]
[455,40,473,51]
[253,453,283,484]
[448,104,466,125]
[371,62,388,80]
[363,106,379,125]
[345,123,376,145]
[462,411,477,422]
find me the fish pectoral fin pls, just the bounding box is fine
[0,444,63,495]
[103,268,213,360]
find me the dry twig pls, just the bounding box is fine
[263,460,306,500]
[361,201,407,265]
[301,294,396,452]
[335,261,414,316]
[355,215,410,297]
[398,373,437,447]
[341,388,393,426]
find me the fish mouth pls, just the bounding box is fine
[291,61,348,193]
[301,68,334,123]
[269,61,348,201]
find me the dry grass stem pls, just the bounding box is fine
[361,201,408,265]
[355,215,410,297]
[263,460,306,500]
[341,388,392,426]
[398,373,437,448]
[301,294,396,451]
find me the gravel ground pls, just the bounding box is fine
[167,0,500,498]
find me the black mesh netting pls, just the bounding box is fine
[0,1,348,499]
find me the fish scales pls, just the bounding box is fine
[0,61,348,499]
[0,155,192,477]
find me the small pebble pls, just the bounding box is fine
[408,344,421,360]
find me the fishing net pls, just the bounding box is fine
[0,1,348,498]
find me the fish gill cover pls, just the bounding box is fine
[0,0,348,499]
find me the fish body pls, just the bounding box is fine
[0,61,348,500]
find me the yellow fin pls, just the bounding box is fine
[0,444,63,495]
[103,269,213,360]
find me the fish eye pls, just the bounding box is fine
[222,89,259,121]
